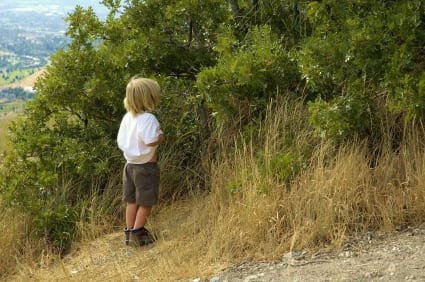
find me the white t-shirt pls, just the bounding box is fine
[117,112,162,164]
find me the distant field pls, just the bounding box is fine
[0,69,45,117]
[0,68,46,152]
[0,68,39,86]
[0,68,46,89]
[0,99,26,116]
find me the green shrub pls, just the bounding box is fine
[33,204,77,253]
[308,95,370,143]
[269,150,303,182]
[196,25,301,123]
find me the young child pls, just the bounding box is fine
[117,76,164,246]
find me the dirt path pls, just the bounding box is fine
[7,225,425,281]
[217,225,425,282]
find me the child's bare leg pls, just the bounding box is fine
[133,205,152,229]
[126,203,138,229]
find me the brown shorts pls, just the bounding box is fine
[122,162,160,206]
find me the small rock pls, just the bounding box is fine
[282,251,306,261]
[386,262,396,276]
[210,276,220,282]
[70,269,79,276]
[365,271,383,278]
[193,278,201,282]
[339,251,353,258]
[364,231,375,243]
[342,242,352,251]
[244,273,264,281]
[405,275,415,281]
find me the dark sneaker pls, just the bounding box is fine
[130,227,156,246]
[124,228,131,246]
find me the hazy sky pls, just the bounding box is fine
[0,0,109,32]
[0,0,108,16]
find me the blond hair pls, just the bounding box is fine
[124,77,160,115]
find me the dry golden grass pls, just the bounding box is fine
[0,204,24,276]
[0,200,54,280]
[3,99,425,281]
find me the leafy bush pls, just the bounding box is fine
[33,204,77,252]
[268,150,303,183]
[308,95,371,143]
[196,25,301,123]
[299,0,425,141]
[0,95,121,254]
[155,77,206,198]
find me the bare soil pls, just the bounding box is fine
[218,224,425,282]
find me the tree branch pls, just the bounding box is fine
[229,0,241,20]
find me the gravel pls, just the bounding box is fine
[210,225,425,282]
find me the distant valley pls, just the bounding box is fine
[0,0,108,115]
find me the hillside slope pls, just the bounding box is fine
[0,69,46,90]
[7,223,425,281]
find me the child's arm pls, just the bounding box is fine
[146,132,164,147]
